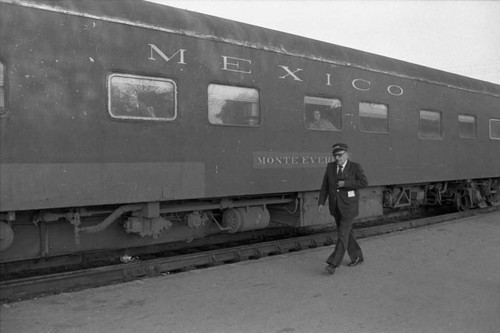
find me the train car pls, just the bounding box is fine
[1,0,499,265]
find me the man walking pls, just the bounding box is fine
[318,143,369,275]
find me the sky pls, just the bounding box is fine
[146,0,500,85]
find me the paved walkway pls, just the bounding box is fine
[1,212,499,333]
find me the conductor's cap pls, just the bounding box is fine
[332,143,348,153]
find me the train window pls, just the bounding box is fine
[359,102,388,133]
[208,84,260,126]
[419,110,442,139]
[490,119,500,140]
[458,115,476,139]
[108,74,176,121]
[304,96,341,131]
[0,63,4,115]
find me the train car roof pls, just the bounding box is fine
[4,0,500,96]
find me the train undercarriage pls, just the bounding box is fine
[382,178,500,211]
[1,178,499,266]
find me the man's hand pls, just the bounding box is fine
[318,205,323,213]
[337,181,345,188]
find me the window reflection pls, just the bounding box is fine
[0,63,5,114]
[108,74,176,121]
[208,84,260,126]
[419,110,442,139]
[359,102,388,133]
[458,115,476,139]
[490,119,500,140]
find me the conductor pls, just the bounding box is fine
[318,143,369,275]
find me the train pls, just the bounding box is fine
[1,0,499,266]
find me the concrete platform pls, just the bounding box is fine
[1,212,499,333]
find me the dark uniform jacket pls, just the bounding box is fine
[319,160,369,218]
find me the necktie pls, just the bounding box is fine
[337,165,343,178]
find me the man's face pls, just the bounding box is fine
[333,150,348,165]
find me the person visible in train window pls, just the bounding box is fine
[318,143,369,275]
[307,110,337,130]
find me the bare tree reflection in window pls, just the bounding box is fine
[109,74,176,121]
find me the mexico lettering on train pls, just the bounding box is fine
[148,44,405,96]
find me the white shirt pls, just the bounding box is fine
[337,161,347,173]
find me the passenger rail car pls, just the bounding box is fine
[1,0,499,263]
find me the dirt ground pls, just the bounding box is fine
[1,212,499,333]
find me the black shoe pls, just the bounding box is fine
[347,257,364,267]
[325,265,336,275]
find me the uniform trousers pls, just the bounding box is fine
[326,205,363,267]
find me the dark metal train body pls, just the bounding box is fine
[1,0,499,264]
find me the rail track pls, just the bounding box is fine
[1,207,498,303]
